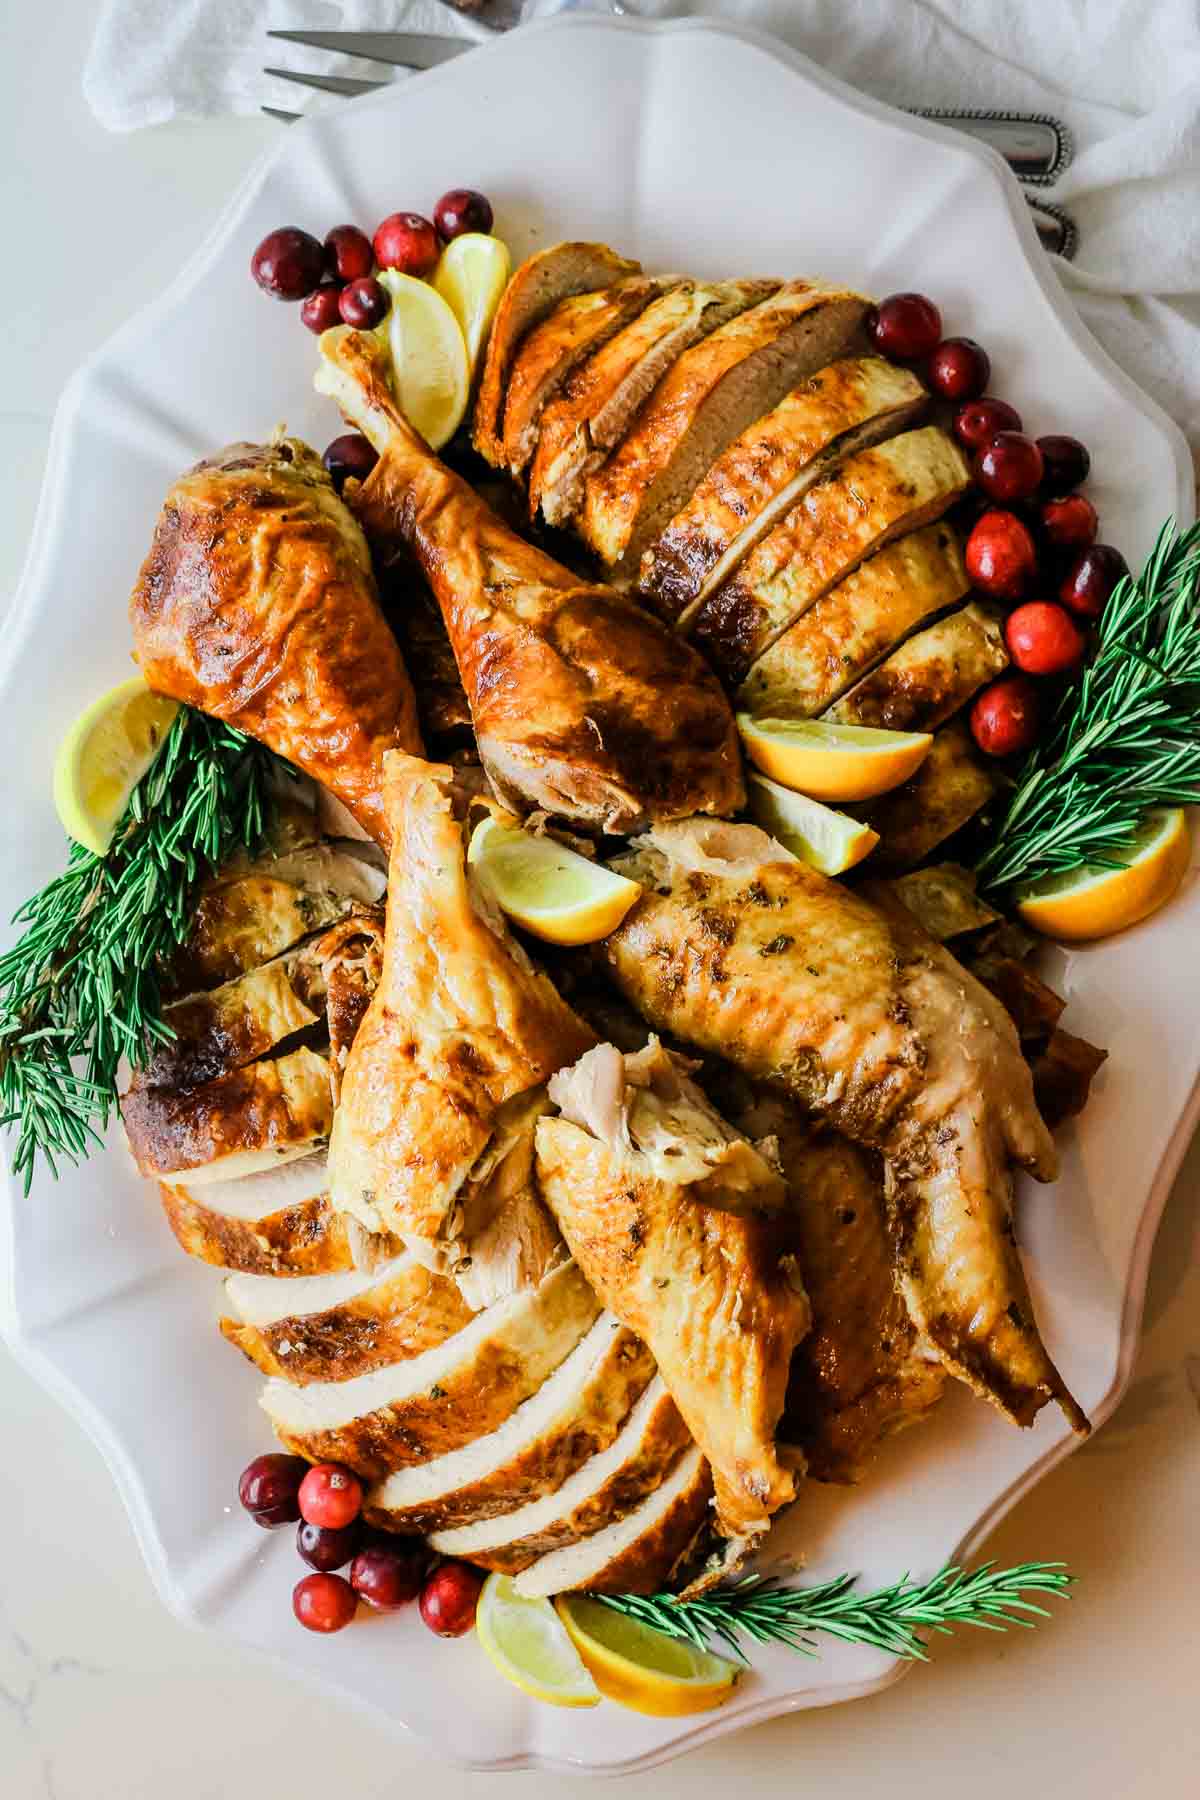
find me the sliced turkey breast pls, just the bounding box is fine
[123,1045,333,1185]
[430,1374,691,1573]
[855,718,999,871]
[220,1254,475,1385]
[691,426,970,682]
[734,523,969,718]
[528,280,773,527]
[167,846,386,996]
[639,357,927,625]
[224,1253,409,1325]
[473,242,641,467]
[499,276,672,476]
[363,1315,654,1532]
[578,281,872,576]
[157,1156,366,1276]
[141,955,323,1092]
[823,599,1008,732]
[261,1258,599,1478]
[511,1443,712,1597]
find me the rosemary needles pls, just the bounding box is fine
[600,1561,1074,1663]
[0,709,275,1191]
[977,518,1200,893]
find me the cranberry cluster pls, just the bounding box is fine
[238,1452,484,1638]
[867,292,1128,758]
[249,187,494,334]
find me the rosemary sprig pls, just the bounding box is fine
[976,518,1200,893]
[599,1561,1073,1663]
[0,709,275,1191]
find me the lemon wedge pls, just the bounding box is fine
[476,1575,600,1708]
[433,233,512,378]
[747,771,880,875]
[554,1595,740,1717]
[736,713,933,802]
[1015,807,1191,942]
[377,269,470,449]
[53,677,180,856]
[467,816,642,945]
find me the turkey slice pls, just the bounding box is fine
[578,280,872,575]
[735,523,970,719]
[640,356,927,625]
[528,280,768,526]
[430,1374,691,1573]
[221,1254,474,1385]
[225,1254,411,1326]
[159,1156,396,1277]
[364,1314,653,1532]
[167,845,386,996]
[260,1259,599,1479]
[692,425,970,682]
[473,241,641,467]
[823,599,1009,734]
[141,954,322,1091]
[122,1046,333,1185]
[511,1443,712,1597]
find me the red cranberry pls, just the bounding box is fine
[373,211,440,276]
[1059,544,1130,619]
[338,276,389,330]
[975,431,1045,503]
[1037,433,1091,496]
[351,1542,425,1611]
[970,675,1041,758]
[300,283,345,336]
[867,292,942,363]
[433,188,494,241]
[1005,601,1086,676]
[1041,493,1098,552]
[250,227,325,301]
[965,508,1039,600]
[297,1519,361,1573]
[324,224,374,283]
[293,1572,358,1634]
[953,396,1022,453]
[419,1561,484,1637]
[927,337,991,402]
[322,433,378,493]
[298,1463,363,1531]
[238,1453,308,1527]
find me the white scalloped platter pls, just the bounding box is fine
[1,15,1197,1776]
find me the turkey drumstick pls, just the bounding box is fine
[318,328,745,835]
[129,438,423,847]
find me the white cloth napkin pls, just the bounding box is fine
[83,0,1200,461]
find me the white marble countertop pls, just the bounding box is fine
[3,6,1200,1795]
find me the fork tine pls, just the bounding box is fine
[261,105,301,123]
[264,67,385,98]
[266,29,471,69]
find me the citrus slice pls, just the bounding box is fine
[377,268,470,449]
[747,771,880,875]
[554,1594,740,1717]
[477,1575,600,1708]
[1015,807,1191,942]
[433,233,512,377]
[467,816,642,946]
[53,676,180,856]
[736,713,932,802]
